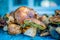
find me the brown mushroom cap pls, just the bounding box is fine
[14,6,36,24]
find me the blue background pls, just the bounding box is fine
[0,0,60,16]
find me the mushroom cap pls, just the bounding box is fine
[14,6,36,24]
[49,16,60,24]
[8,24,21,34]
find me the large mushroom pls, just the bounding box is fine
[24,18,46,30]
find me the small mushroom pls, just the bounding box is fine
[49,16,60,24]
[8,24,21,34]
[4,14,14,24]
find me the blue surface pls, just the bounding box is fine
[0,28,56,40]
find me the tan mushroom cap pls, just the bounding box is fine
[8,24,21,34]
[49,16,60,23]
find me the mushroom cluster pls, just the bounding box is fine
[0,6,60,39]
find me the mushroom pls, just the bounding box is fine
[8,24,21,34]
[49,16,60,24]
[24,18,46,30]
[4,14,14,24]
[14,6,37,24]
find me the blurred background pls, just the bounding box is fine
[0,0,60,16]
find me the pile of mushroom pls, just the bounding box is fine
[0,6,60,39]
